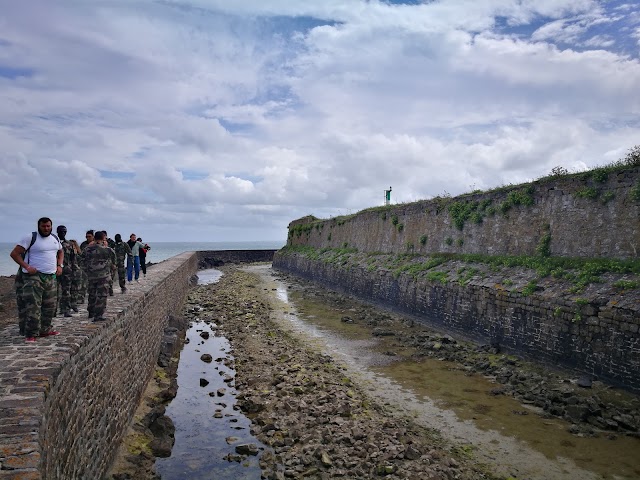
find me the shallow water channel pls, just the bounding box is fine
[155,270,268,480]
[157,266,640,480]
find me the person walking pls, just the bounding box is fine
[55,225,78,317]
[9,217,64,342]
[78,230,94,304]
[68,239,83,308]
[103,231,116,296]
[137,237,150,277]
[84,230,116,322]
[126,233,143,282]
[113,234,132,293]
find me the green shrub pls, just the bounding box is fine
[419,235,428,246]
[592,169,609,183]
[470,212,483,224]
[522,280,538,296]
[426,271,448,284]
[391,214,399,225]
[601,191,615,204]
[536,233,552,257]
[397,223,404,232]
[456,238,464,247]
[575,187,599,200]
[445,237,453,246]
[613,280,639,289]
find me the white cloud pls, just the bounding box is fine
[0,0,639,245]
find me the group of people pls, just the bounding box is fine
[9,217,151,343]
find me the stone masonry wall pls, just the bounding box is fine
[0,252,198,480]
[273,252,640,392]
[287,167,640,259]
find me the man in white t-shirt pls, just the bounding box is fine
[10,217,64,343]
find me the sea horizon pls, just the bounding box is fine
[0,240,285,277]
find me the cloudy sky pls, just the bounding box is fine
[1,0,639,243]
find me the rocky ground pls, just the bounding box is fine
[108,266,502,479]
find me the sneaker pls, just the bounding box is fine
[121,288,127,294]
[71,306,79,312]
[64,311,73,317]
[93,317,106,322]
[39,331,60,337]
[25,337,37,343]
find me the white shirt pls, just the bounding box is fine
[19,233,62,274]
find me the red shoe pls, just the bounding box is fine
[25,337,37,343]
[39,330,60,337]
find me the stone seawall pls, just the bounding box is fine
[0,250,276,479]
[287,167,640,259]
[273,252,640,392]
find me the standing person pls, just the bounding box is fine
[84,230,116,322]
[9,217,63,342]
[78,230,94,304]
[68,239,82,308]
[56,225,77,317]
[126,233,142,282]
[113,234,132,293]
[137,237,150,278]
[103,231,116,296]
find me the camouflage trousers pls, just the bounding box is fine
[71,270,82,306]
[15,270,27,335]
[57,272,74,314]
[77,270,88,305]
[109,269,116,295]
[87,276,110,319]
[117,266,127,289]
[21,272,58,337]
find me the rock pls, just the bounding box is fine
[200,331,210,340]
[235,443,259,456]
[577,375,593,388]
[200,378,209,387]
[200,354,213,363]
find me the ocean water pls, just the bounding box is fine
[0,241,285,277]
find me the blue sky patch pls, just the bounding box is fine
[99,170,135,180]
[0,65,35,79]
[180,169,209,181]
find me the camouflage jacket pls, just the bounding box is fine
[60,240,78,275]
[113,241,132,268]
[84,243,116,280]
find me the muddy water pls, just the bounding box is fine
[253,266,640,480]
[155,270,268,480]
